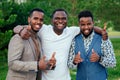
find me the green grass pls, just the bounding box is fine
[107,38,120,80]
[0,38,120,80]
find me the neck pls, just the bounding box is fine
[53,28,63,35]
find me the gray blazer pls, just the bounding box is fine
[6,34,42,80]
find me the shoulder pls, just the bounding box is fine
[40,24,52,31]
[94,32,102,37]
[11,34,22,40]
[9,34,24,44]
[65,26,80,32]
[68,26,79,30]
[8,34,24,50]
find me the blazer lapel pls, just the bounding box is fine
[76,35,86,57]
[28,38,37,60]
[87,33,99,56]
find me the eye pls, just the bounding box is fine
[61,17,66,20]
[80,24,85,26]
[87,23,91,25]
[40,19,44,21]
[55,17,60,20]
[34,17,39,20]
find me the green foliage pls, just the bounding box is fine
[0,1,17,28]
[0,30,13,61]
[0,1,16,61]
[95,0,120,31]
[0,30,13,49]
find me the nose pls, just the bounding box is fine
[84,25,89,29]
[37,19,43,25]
[58,19,63,23]
[37,20,41,24]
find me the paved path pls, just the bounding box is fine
[109,36,120,38]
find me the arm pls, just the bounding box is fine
[8,35,38,72]
[94,26,102,34]
[13,25,26,34]
[99,39,116,68]
[13,25,31,39]
[94,26,108,40]
[8,35,48,72]
[67,39,77,69]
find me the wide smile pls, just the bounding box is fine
[57,24,64,27]
[35,25,42,29]
[83,29,90,34]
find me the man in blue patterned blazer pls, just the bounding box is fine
[68,10,116,80]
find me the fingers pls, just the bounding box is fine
[41,55,46,61]
[74,51,83,64]
[20,25,31,39]
[39,55,47,70]
[79,52,83,62]
[90,49,100,62]
[103,23,107,30]
[102,23,108,40]
[51,52,56,59]
[49,52,56,70]
[78,51,80,56]
[92,49,95,53]
[27,25,31,31]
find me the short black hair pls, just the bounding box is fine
[29,8,44,17]
[78,10,93,21]
[51,8,68,18]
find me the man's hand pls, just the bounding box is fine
[73,51,83,64]
[38,56,48,70]
[48,52,56,70]
[94,24,108,40]
[20,25,31,39]
[90,49,100,62]
[102,23,108,40]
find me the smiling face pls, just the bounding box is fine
[28,11,44,32]
[52,11,67,35]
[79,17,94,37]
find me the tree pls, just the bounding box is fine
[0,1,17,60]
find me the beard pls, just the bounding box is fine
[82,29,93,38]
[30,26,39,33]
[32,28,39,33]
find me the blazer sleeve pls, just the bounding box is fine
[67,39,77,69]
[8,34,38,72]
[99,39,116,68]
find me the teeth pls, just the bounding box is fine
[84,30,89,34]
[58,24,63,26]
[35,25,40,28]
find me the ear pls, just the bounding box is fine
[78,21,81,27]
[51,18,53,23]
[28,17,30,24]
[51,19,54,25]
[92,20,94,24]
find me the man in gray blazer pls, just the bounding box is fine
[6,8,56,80]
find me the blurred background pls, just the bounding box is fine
[0,0,120,80]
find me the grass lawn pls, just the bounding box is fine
[0,38,120,80]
